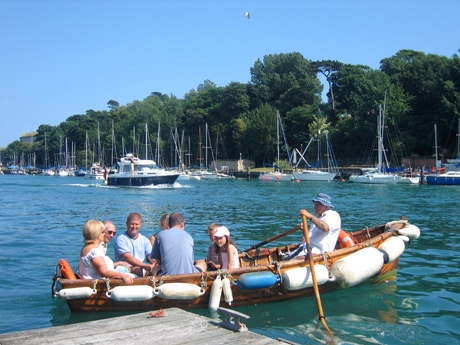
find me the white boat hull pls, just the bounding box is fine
[293,170,336,181]
[349,173,401,184]
[398,176,420,184]
[85,173,104,180]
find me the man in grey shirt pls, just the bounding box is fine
[150,212,207,275]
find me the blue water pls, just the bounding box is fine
[0,175,459,344]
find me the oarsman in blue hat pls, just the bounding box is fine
[284,193,341,259]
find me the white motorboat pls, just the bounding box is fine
[106,154,179,187]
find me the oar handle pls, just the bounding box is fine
[301,213,335,338]
[242,226,299,252]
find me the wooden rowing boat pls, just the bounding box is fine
[52,219,420,313]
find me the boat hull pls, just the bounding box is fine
[107,174,179,186]
[349,174,401,184]
[54,221,414,313]
[425,175,460,185]
[293,170,336,181]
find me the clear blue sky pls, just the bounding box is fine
[1,0,459,148]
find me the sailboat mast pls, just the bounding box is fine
[198,127,202,168]
[132,127,135,156]
[44,132,48,169]
[145,122,148,160]
[111,120,114,166]
[65,137,69,167]
[205,123,208,169]
[85,131,88,171]
[378,104,384,173]
[457,116,460,160]
[276,110,280,172]
[434,123,439,169]
[156,121,161,165]
[97,122,101,163]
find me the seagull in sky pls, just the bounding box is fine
[243,12,250,19]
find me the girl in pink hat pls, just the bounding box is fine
[213,226,240,269]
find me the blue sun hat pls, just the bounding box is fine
[312,193,334,208]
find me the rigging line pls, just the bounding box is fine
[278,113,293,168]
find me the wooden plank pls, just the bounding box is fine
[0,308,291,345]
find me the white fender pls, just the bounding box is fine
[222,276,233,305]
[282,265,329,291]
[379,236,405,263]
[154,283,205,300]
[106,285,155,301]
[331,247,384,288]
[56,287,96,300]
[208,275,222,311]
[396,224,420,240]
[397,235,410,243]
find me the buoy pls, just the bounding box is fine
[276,176,280,180]
[378,236,405,263]
[331,247,384,288]
[396,224,420,240]
[55,287,96,300]
[222,276,233,305]
[153,283,205,300]
[267,177,271,180]
[282,265,329,291]
[397,235,410,243]
[58,259,77,280]
[233,271,280,290]
[106,285,155,301]
[337,229,357,248]
[296,179,300,182]
[208,275,222,311]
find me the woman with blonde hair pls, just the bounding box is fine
[78,220,134,284]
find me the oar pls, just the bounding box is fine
[242,226,299,252]
[301,213,335,340]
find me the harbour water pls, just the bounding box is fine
[0,175,459,344]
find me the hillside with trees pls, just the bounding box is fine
[2,49,459,170]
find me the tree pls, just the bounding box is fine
[250,52,323,115]
[310,60,344,110]
[380,50,460,156]
[107,100,119,110]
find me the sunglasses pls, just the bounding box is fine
[108,230,116,235]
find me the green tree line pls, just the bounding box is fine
[2,49,460,170]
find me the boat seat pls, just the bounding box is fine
[240,248,278,267]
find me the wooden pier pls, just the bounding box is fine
[0,308,293,345]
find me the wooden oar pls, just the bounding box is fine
[301,213,335,341]
[242,226,299,252]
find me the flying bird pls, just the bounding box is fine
[243,12,250,19]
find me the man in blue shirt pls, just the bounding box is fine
[114,213,154,276]
[150,212,207,275]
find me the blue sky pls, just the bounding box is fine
[1,0,459,148]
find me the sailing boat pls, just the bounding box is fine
[293,112,338,182]
[349,103,401,184]
[171,127,201,181]
[41,132,55,176]
[192,123,232,179]
[57,137,70,176]
[259,110,293,182]
[85,123,104,180]
[426,122,460,185]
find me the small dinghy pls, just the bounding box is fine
[52,218,419,313]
